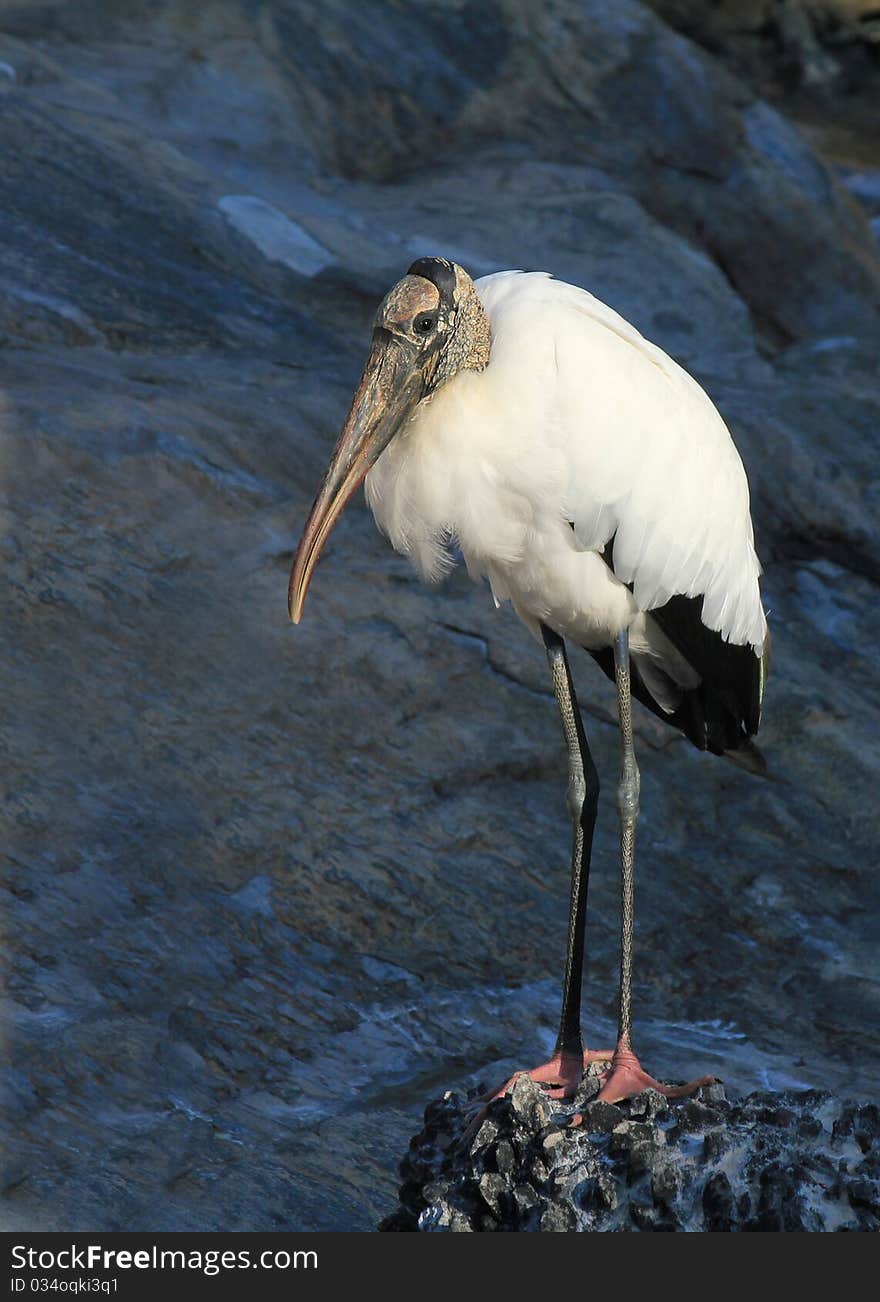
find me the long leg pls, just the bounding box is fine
[542,624,600,1059]
[597,626,714,1103]
[480,627,612,1106]
[613,625,639,1053]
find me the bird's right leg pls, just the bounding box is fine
[483,626,613,1103]
[595,626,715,1105]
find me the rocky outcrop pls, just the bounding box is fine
[381,1077,880,1232]
[1,1,878,1232]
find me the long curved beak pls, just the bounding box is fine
[288,331,423,623]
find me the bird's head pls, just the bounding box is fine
[288,257,490,623]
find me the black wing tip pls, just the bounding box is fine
[721,737,770,779]
[584,630,766,768]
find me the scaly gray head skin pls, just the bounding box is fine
[288,257,490,622]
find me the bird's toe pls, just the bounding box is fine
[596,1043,716,1105]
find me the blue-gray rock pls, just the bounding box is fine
[380,1080,880,1232]
[1,0,878,1233]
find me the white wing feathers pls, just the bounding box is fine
[367,270,767,658]
[477,273,767,652]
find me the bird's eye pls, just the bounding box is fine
[414,313,436,335]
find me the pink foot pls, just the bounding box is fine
[485,1046,614,1104]
[459,1045,615,1149]
[594,1043,716,1106]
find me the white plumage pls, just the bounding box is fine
[365,271,766,717]
[288,258,769,1102]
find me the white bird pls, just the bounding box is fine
[289,257,770,1107]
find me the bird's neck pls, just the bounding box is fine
[432,285,491,391]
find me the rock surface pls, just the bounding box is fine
[0,1,878,1232]
[381,1076,880,1232]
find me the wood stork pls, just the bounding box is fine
[288,257,769,1107]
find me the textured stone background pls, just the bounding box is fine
[382,1076,880,1232]
[1,0,878,1231]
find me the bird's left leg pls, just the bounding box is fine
[595,626,715,1105]
[483,626,613,1104]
